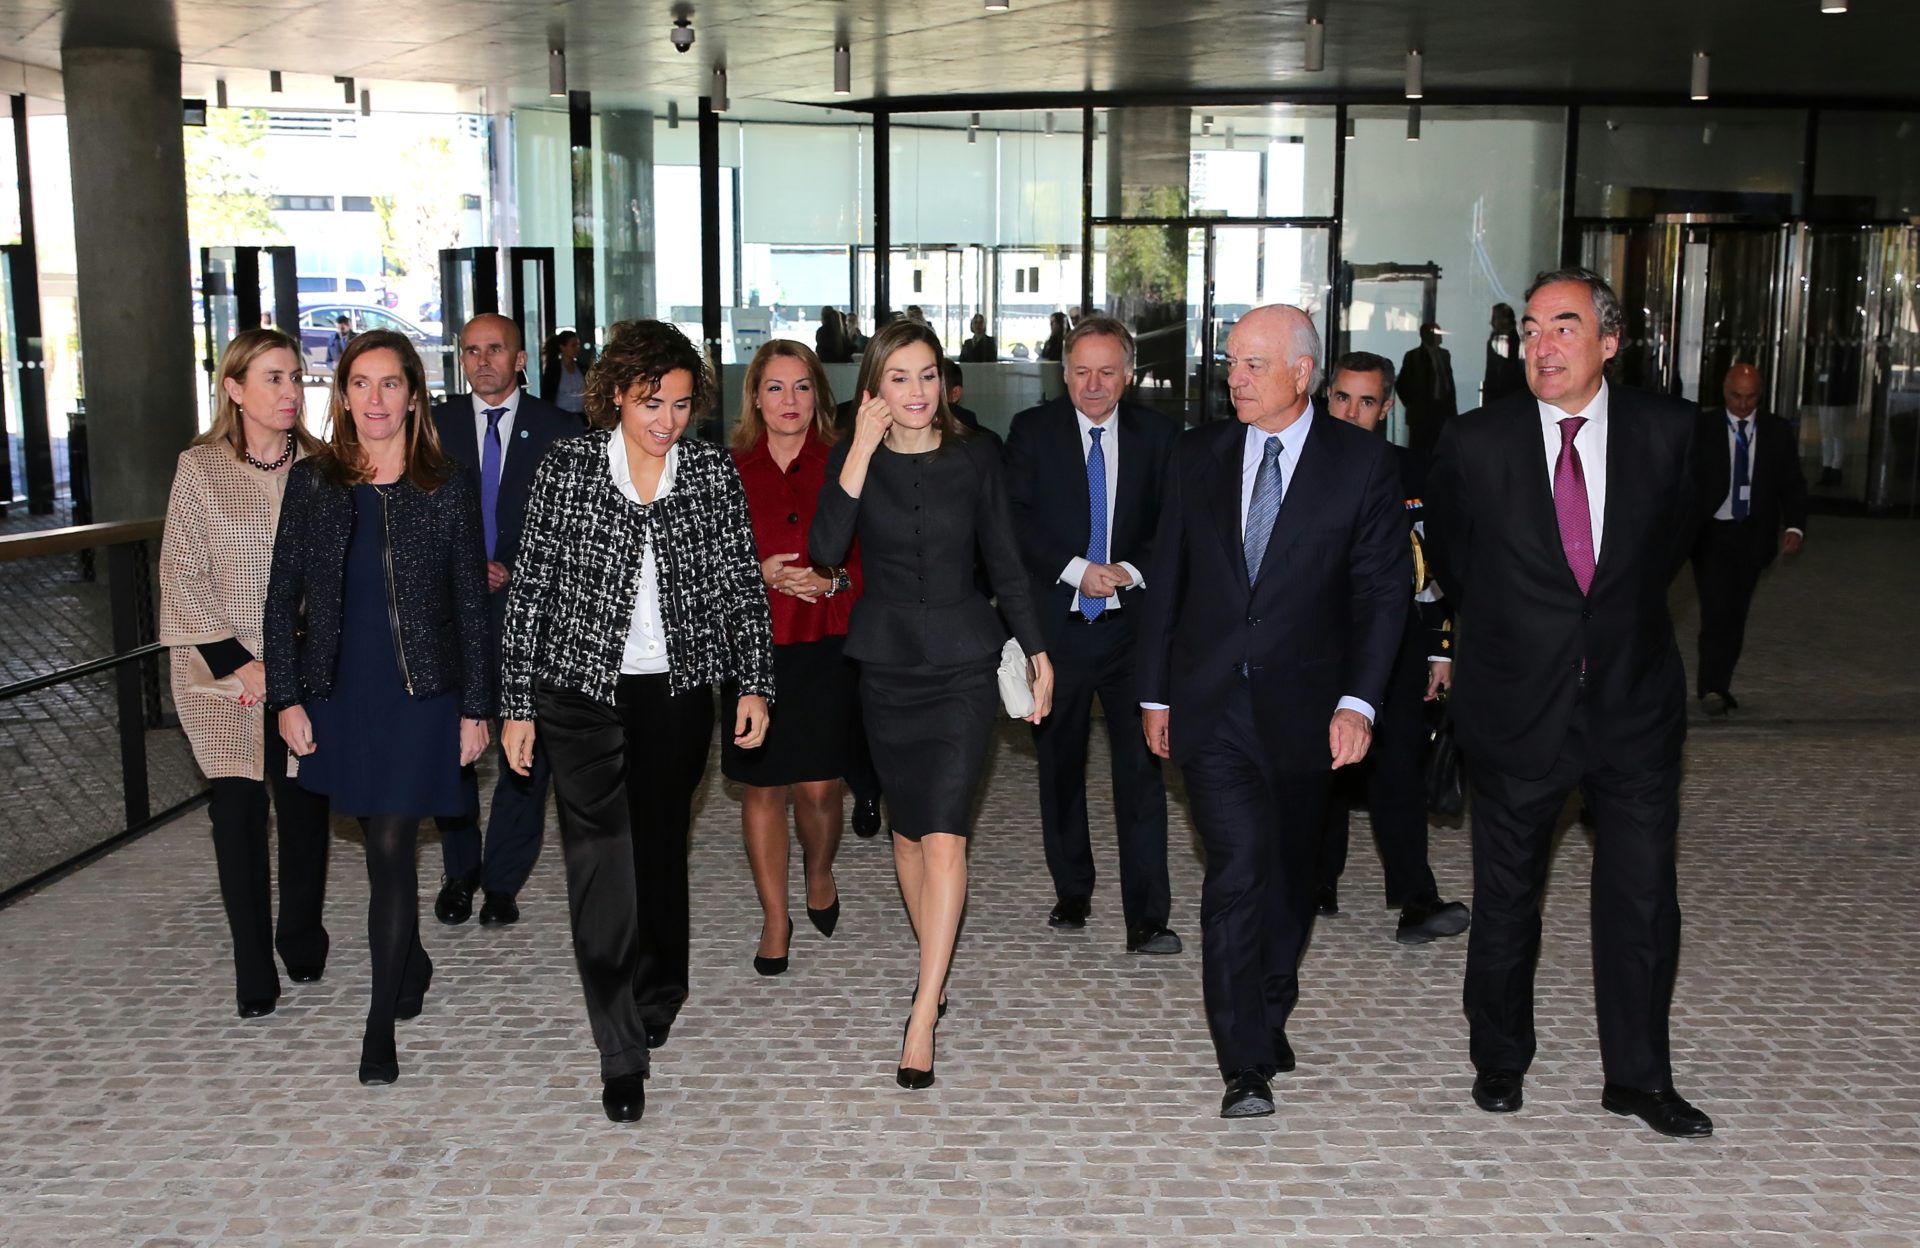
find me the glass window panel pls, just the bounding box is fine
[1102,105,1335,222]
[1813,113,1920,220]
[1575,107,1805,218]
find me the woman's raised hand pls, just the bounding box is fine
[852,390,893,450]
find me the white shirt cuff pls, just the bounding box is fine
[1426,656,1452,664]
[1336,695,1375,724]
[1118,560,1144,589]
[1786,527,1805,537]
[1140,701,1168,711]
[1059,556,1090,589]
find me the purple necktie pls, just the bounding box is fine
[1554,416,1595,595]
[481,407,505,560]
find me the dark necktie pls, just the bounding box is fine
[1244,435,1284,583]
[481,407,506,560]
[1554,416,1595,595]
[1079,427,1107,619]
[1731,417,1751,521]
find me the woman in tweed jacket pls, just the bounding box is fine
[499,319,773,1124]
[159,328,332,1020]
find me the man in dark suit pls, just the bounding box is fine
[1315,352,1471,944]
[1136,304,1410,1118]
[1005,315,1182,954]
[431,313,580,928]
[1692,362,1808,716]
[1397,322,1458,461]
[1425,268,1711,1139]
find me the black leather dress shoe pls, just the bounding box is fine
[1396,896,1472,945]
[1272,1031,1296,1073]
[851,796,882,839]
[1700,691,1729,718]
[1125,924,1183,954]
[285,964,325,983]
[477,891,520,926]
[1314,886,1340,917]
[1472,1069,1525,1113]
[601,1073,646,1122]
[1601,1084,1714,1137]
[1221,1070,1275,1118]
[644,1022,672,1050]
[236,997,277,1019]
[1048,895,1091,929]
[433,873,478,925]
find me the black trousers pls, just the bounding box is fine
[1692,519,1768,698]
[539,675,713,1081]
[1463,700,1682,1091]
[1316,646,1439,906]
[1031,612,1170,930]
[434,733,552,896]
[206,720,332,1004]
[1181,683,1330,1079]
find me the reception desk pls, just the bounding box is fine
[716,358,1065,440]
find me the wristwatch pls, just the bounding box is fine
[825,566,852,598]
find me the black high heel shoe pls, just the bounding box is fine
[753,917,793,976]
[896,1013,938,1089]
[396,960,434,1022]
[806,894,840,938]
[358,1026,399,1085]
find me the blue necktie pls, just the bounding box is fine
[1731,417,1750,521]
[481,407,506,559]
[1244,435,1283,582]
[1079,427,1108,619]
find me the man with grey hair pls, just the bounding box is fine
[1136,304,1410,1118]
[1425,267,1710,1138]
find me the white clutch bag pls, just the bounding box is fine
[997,637,1035,718]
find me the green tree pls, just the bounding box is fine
[374,137,464,282]
[184,108,283,245]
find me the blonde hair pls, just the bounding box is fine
[196,328,325,460]
[731,339,839,451]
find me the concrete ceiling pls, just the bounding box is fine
[17,0,1920,115]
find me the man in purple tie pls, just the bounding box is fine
[430,313,581,929]
[1426,269,1710,1138]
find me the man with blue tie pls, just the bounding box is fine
[1136,304,1409,1118]
[1004,315,1181,953]
[1691,363,1808,717]
[431,313,580,927]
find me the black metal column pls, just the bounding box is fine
[873,110,890,322]
[1329,103,1347,357]
[1560,105,1582,267]
[1081,105,1095,316]
[699,95,723,370]
[10,95,53,515]
[568,89,596,348]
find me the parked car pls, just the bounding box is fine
[298,303,453,395]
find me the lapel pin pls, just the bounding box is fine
[519,429,529,438]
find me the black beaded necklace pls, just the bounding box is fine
[243,430,296,473]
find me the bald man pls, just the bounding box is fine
[1136,305,1409,1118]
[431,313,582,928]
[1690,363,1808,716]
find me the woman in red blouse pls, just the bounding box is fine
[726,340,861,975]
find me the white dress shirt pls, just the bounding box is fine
[608,431,678,676]
[1538,382,1610,565]
[471,387,522,460]
[1057,408,1145,611]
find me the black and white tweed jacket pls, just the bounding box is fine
[499,429,775,721]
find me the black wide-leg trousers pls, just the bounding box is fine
[539,675,713,1081]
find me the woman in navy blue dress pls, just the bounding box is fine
[265,330,493,1086]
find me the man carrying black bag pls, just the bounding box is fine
[1313,353,1472,944]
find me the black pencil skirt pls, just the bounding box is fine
[721,636,854,787]
[860,655,1000,839]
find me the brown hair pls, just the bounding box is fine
[196,328,325,461]
[315,329,450,491]
[585,319,716,430]
[853,319,966,445]
[731,339,839,451]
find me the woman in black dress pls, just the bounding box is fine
[809,318,1053,1090]
[1483,302,1527,404]
[265,330,493,1086]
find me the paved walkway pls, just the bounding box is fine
[1,517,1916,1246]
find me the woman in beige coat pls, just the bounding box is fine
[159,328,333,1019]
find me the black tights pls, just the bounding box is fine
[359,815,430,1036]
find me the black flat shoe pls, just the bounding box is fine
[358,1029,399,1085]
[1473,1069,1524,1113]
[285,964,325,984]
[396,961,434,1022]
[896,1014,938,1089]
[807,895,841,938]
[601,1072,646,1122]
[851,796,882,838]
[236,997,278,1019]
[753,918,793,976]
[1602,1084,1714,1137]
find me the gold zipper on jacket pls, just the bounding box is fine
[376,484,415,695]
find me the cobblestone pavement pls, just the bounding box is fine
[0,518,1916,1246]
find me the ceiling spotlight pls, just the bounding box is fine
[1344,115,1356,140]
[1201,114,1214,136]
[215,79,227,109]
[712,66,729,112]
[549,47,566,98]
[1407,105,1422,142]
[360,88,371,117]
[668,100,680,129]
[1225,125,1236,151]
[985,0,1010,9]
[834,44,850,95]
[968,111,980,143]
[1045,111,1055,135]
[1691,51,1710,101]
[269,70,283,94]
[1821,0,1847,11]
[1304,17,1325,73]
[336,75,355,104]
[1405,50,1423,100]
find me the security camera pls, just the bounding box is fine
[671,17,695,53]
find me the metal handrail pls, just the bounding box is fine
[0,641,169,702]
[0,518,163,561]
